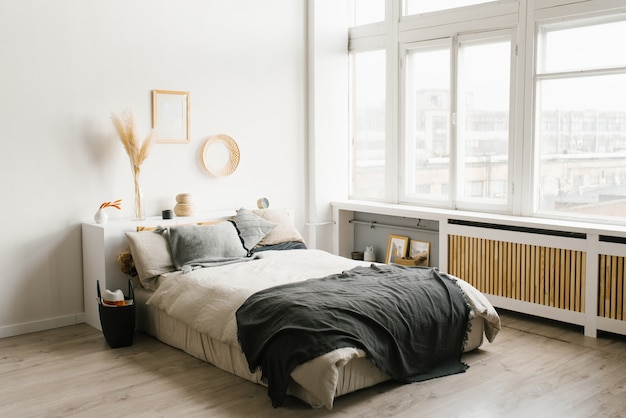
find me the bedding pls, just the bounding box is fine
[124,208,500,409]
[236,264,470,407]
[141,248,501,409]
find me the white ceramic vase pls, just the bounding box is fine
[364,246,376,262]
[94,209,108,224]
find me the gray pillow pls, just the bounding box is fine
[234,207,276,251]
[168,222,248,270]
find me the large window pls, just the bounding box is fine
[350,50,386,199]
[456,35,511,207]
[535,17,626,222]
[347,0,626,226]
[403,42,451,202]
[402,33,512,208]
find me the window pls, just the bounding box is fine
[402,42,451,203]
[535,17,626,221]
[350,50,386,199]
[346,0,626,226]
[402,33,512,209]
[350,0,385,26]
[403,0,494,15]
[456,36,511,206]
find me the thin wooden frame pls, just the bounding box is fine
[386,234,409,264]
[152,90,190,143]
[409,239,430,267]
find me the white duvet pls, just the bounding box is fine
[147,249,500,408]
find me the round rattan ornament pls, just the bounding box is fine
[201,134,240,177]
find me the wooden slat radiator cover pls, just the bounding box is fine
[599,254,626,321]
[448,235,586,312]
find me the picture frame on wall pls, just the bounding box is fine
[385,234,409,264]
[152,89,190,143]
[409,240,430,267]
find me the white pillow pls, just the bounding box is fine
[125,230,175,290]
[252,208,305,246]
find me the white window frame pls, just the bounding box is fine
[399,37,454,208]
[454,29,517,213]
[345,0,626,226]
[348,47,388,200]
[528,6,626,223]
[399,29,517,212]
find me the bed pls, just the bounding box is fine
[123,207,501,409]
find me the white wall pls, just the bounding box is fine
[0,0,307,336]
[306,0,350,250]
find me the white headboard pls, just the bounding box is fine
[81,209,236,329]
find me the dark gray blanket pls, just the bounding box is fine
[236,264,470,407]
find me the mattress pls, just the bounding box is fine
[134,286,486,409]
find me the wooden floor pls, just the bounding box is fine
[1,310,625,417]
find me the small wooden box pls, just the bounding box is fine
[393,254,427,267]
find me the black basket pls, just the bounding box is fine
[97,280,135,348]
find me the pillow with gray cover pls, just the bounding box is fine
[168,221,248,272]
[233,207,276,252]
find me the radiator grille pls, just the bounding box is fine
[448,235,586,312]
[599,254,626,321]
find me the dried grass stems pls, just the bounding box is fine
[111,110,156,219]
[111,110,155,173]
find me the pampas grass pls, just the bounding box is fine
[111,110,156,220]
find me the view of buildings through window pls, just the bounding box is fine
[403,36,511,207]
[535,18,626,220]
[349,1,626,224]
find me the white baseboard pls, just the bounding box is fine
[0,313,87,339]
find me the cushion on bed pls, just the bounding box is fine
[233,207,276,252]
[252,208,305,246]
[125,230,175,290]
[168,221,248,271]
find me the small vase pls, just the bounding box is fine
[94,209,108,224]
[364,246,376,262]
[133,170,145,221]
[134,185,145,221]
[174,193,195,217]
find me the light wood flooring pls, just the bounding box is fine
[1,310,625,418]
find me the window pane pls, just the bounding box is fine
[457,39,510,204]
[539,20,626,73]
[536,74,626,219]
[351,0,385,27]
[404,46,451,201]
[403,0,493,15]
[351,50,386,199]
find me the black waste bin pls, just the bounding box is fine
[97,280,135,348]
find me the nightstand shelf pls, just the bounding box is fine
[82,211,235,330]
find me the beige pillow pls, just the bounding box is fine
[125,230,175,290]
[252,208,305,246]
